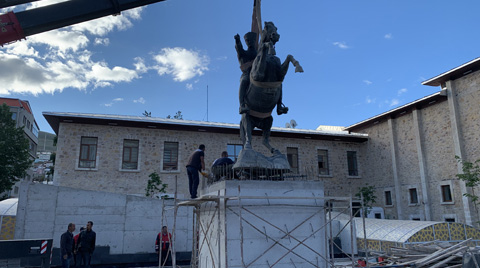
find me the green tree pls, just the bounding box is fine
[355,184,377,217]
[145,172,168,198]
[0,104,33,193]
[456,156,480,206]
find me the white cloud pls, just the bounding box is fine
[333,41,350,49]
[103,97,123,107]
[0,4,147,95]
[153,47,209,82]
[389,99,400,107]
[29,30,89,53]
[5,42,39,57]
[71,8,144,36]
[384,33,393,39]
[398,88,407,95]
[366,96,376,104]
[0,6,211,96]
[94,38,110,46]
[133,57,149,73]
[85,62,139,88]
[363,80,372,85]
[133,97,145,104]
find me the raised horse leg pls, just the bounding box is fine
[276,55,304,115]
[241,114,254,150]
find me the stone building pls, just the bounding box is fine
[1,98,39,197]
[345,57,480,226]
[43,58,480,227]
[43,112,368,199]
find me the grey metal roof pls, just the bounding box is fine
[0,198,18,216]
[43,111,368,142]
[345,91,447,131]
[422,57,480,87]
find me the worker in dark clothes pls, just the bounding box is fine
[60,223,75,268]
[186,144,205,199]
[211,151,235,179]
[77,221,96,268]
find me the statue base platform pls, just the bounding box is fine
[232,148,291,173]
[198,180,326,268]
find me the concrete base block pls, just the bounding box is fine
[198,180,326,268]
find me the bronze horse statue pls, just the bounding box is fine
[240,21,303,153]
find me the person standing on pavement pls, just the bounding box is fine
[155,226,172,266]
[186,144,205,199]
[60,223,75,268]
[73,227,84,267]
[77,221,96,268]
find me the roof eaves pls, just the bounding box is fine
[422,57,480,87]
[345,92,444,131]
[43,111,368,140]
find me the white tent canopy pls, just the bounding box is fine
[0,198,18,216]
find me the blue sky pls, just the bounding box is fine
[1,0,479,134]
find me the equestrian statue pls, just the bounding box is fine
[238,21,303,154]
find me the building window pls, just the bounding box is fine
[409,188,418,204]
[122,139,139,170]
[287,147,299,173]
[11,112,17,120]
[79,137,98,168]
[317,149,329,175]
[347,151,358,176]
[441,185,452,202]
[445,217,455,223]
[29,139,36,155]
[385,191,393,206]
[374,213,382,219]
[32,125,38,137]
[23,116,26,125]
[26,120,30,130]
[227,144,243,161]
[163,142,179,171]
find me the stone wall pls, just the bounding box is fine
[14,182,193,254]
[355,90,477,223]
[54,122,366,199]
[418,101,461,222]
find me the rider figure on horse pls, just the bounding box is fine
[235,32,258,114]
[235,30,289,116]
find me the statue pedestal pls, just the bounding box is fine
[233,148,291,174]
[198,180,326,268]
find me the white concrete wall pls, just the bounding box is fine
[200,181,326,268]
[14,182,193,254]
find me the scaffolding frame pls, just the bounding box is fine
[162,177,368,268]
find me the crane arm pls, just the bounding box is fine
[0,0,40,9]
[0,0,167,46]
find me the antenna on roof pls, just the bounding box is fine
[285,122,291,128]
[290,119,297,129]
